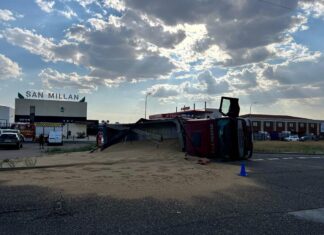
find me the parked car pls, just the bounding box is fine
[300,135,318,141]
[284,135,299,141]
[279,131,291,141]
[0,129,25,142]
[0,133,23,149]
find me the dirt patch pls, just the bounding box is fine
[0,140,258,201]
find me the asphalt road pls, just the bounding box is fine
[0,142,95,160]
[1,153,324,234]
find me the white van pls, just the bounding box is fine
[48,130,63,145]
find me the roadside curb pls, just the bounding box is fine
[254,151,324,156]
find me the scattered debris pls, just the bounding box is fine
[184,153,189,160]
[197,158,211,165]
[45,195,73,218]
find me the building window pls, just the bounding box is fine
[300,123,304,128]
[289,123,294,127]
[278,122,283,128]
[265,122,270,127]
[311,124,315,128]
[253,122,258,127]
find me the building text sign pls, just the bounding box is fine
[24,91,79,101]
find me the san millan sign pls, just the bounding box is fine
[24,91,80,101]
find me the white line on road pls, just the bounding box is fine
[289,208,324,224]
[252,156,324,162]
[297,157,308,159]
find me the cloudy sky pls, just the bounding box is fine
[0,0,324,122]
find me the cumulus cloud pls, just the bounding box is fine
[120,11,186,49]
[35,0,55,13]
[75,0,97,8]
[103,0,125,11]
[39,68,98,92]
[2,17,177,82]
[146,84,180,97]
[0,54,22,80]
[196,71,230,94]
[35,0,77,19]
[264,55,324,85]
[226,68,258,89]
[0,9,16,21]
[59,8,78,19]
[1,27,56,61]
[300,0,324,19]
[124,0,307,67]
[144,70,230,100]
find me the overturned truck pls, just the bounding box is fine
[98,97,253,160]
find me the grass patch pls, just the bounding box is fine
[254,141,324,154]
[46,144,96,154]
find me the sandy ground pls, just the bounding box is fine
[0,140,257,201]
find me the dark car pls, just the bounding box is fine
[0,133,23,149]
[300,135,319,141]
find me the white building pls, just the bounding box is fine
[0,105,15,127]
[15,96,88,138]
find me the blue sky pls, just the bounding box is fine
[0,0,324,122]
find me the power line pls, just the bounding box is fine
[258,0,293,10]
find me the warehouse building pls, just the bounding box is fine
[241,114,324,136]
[0,105,14,128]
[15,92,89,138]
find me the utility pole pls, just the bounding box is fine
[144,92,151,119]
[249,102,257,119]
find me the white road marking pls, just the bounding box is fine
[252,156,324,161]
[289,208,324,224]
[297,157,307,159]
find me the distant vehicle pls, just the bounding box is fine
[279,131,291,141]
[48,130,63,145]
[284,135,299,141]
[0,133,23,149]
[253,131,270,141]
[260,131,271,140]
[300,135,318,141]
[0,129,25,142]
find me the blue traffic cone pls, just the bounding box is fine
[239,162,248,177]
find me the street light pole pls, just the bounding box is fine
[249,102,257,119]
[250,101,257,142]
[145,92,151,119]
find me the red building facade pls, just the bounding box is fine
[241,114,323,136]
